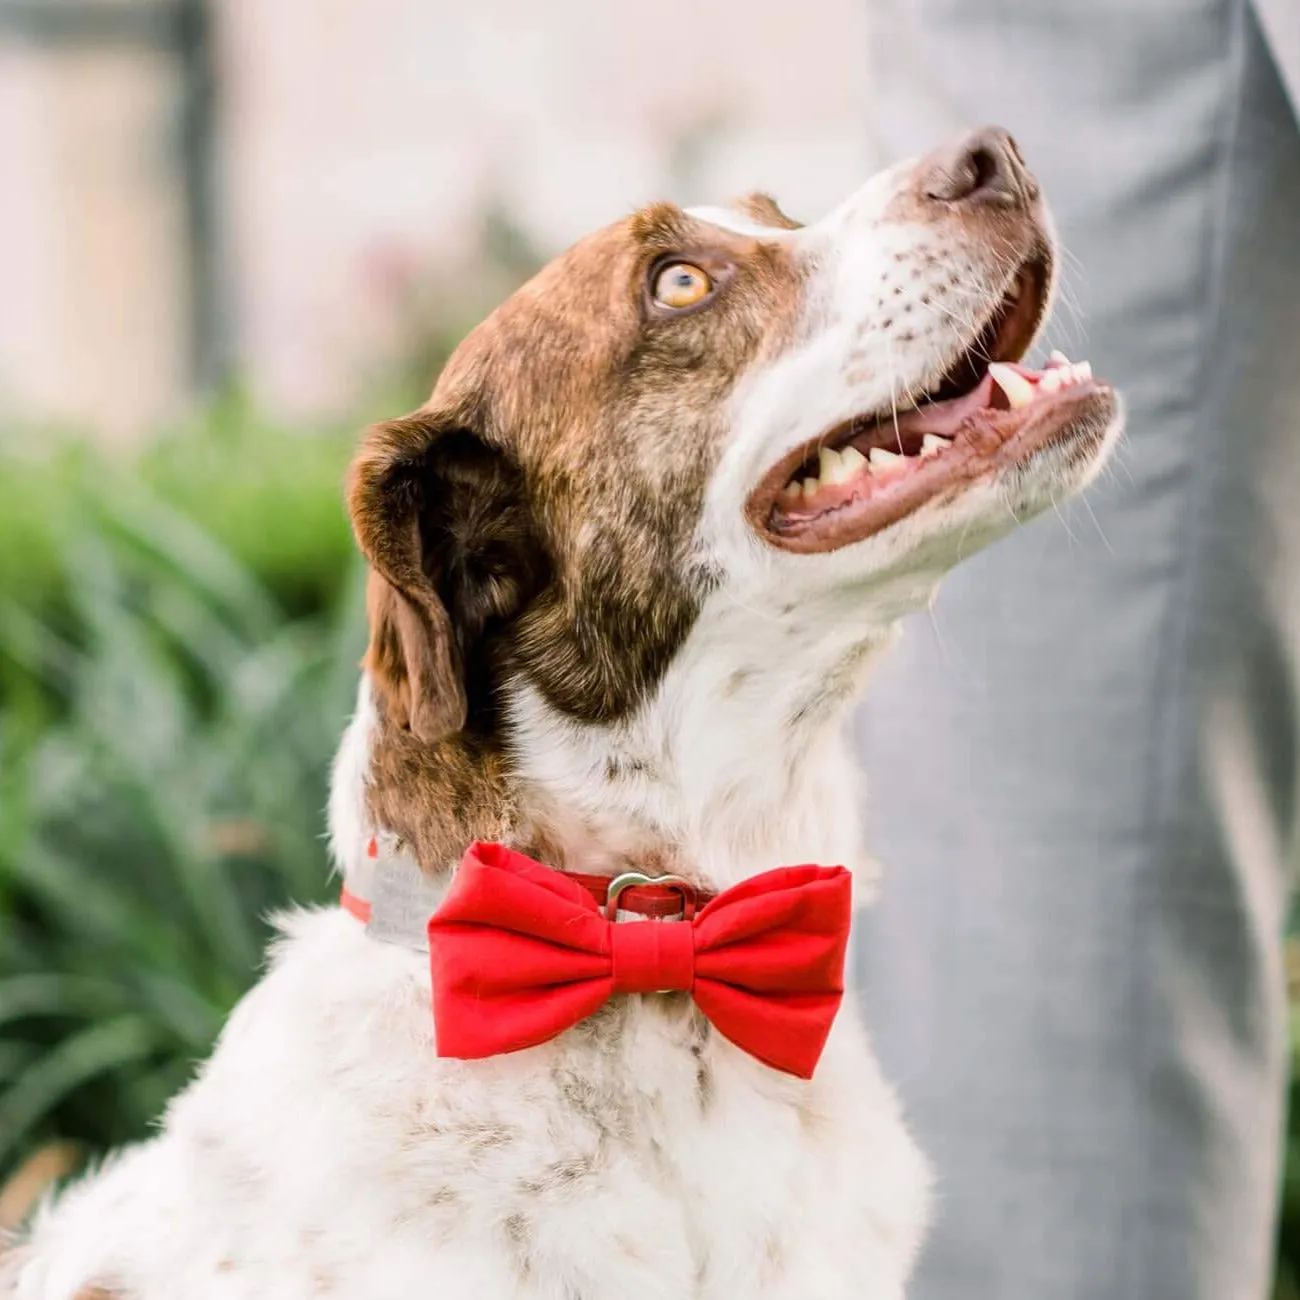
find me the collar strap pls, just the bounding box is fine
[342,838,716,934]
[340,887,373,924]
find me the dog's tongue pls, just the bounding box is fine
[897,372,1000,438]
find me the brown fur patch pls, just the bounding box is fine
[734,191,803,231]
[349,203,810,874]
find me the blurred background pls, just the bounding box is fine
[0,0,1296,1293]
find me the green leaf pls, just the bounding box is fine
[0,974,123,1027]
[0,1017,158,1169]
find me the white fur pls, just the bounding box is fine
[682,205,801,238]
[327,676,379,890]
[6,157,1120,1299]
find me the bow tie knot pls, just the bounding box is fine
[426,842,853,1079]
[610,916,695,995]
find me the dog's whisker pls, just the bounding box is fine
[1078,492,1115,555]
[885,338,904,452]
[1049,490,1082,549]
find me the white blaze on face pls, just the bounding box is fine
[682,205,801,239]
[694,168,948,578]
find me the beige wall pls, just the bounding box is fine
[0,2,872,436]
[0,39,189,442]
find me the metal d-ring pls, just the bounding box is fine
[605,870,697,921]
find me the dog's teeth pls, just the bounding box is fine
[839,445,868,475]
[1039,369,1063,393]
[801,477,820,498]
[1049,349,1070,365]
[868,447,902,468]
[819,446,858,486]
[988,362,1036,409]
[920,434,949,456]
[780,481,803,502]
[1075,360,1093,381]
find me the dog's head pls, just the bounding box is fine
[346,127,1121,872]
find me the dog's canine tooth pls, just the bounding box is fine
[988,362,1035,409]
[868,447,902,468]
[1049,349,1070,365]
[839,445,869,475]
[1039,369,1063,393]
[1075,360,1093,381]
[920,434,949,456]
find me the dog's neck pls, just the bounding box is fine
[331,589,905,899]
[506,594,900,891]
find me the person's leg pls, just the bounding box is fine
[854,2,1300,1297]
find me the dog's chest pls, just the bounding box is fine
[29,912,927,1300]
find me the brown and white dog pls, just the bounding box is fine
[4,127,1120,1300]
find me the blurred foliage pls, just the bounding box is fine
[0,410,365,1178]
[1276,954,1300,1300]
[0,398,358,735]
[0,210,546,1195]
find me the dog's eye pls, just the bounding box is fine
[652,262,713,310]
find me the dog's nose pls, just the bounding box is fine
[918,126,1038,208]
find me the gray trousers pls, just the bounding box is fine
[854,2,1300,1297]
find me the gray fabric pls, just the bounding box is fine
[853,2,1300,1298]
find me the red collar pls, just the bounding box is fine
[341,838,717,926]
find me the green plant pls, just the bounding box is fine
[0,230,539,1186]
[0,467,365,1177]
[0,397,358,616]
[1275,955,1300,1300]
[0,400,360,747]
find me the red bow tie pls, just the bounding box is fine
[425,842,852,1079]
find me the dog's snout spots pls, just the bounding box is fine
[918,125,1039,209]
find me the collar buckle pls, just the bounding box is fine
[605,871,697,921]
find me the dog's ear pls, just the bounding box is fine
[347,410,546,743]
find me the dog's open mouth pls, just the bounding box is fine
[746,255,1116,554]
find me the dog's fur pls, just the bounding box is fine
[3,133,1120,1299]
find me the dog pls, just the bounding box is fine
[3,126,1121,1299]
